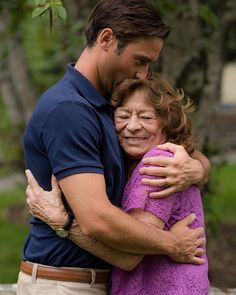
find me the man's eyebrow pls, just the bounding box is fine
[134,54,157,63]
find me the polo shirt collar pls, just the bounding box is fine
[65,63,110,108]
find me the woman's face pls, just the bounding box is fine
[114,89,166,159]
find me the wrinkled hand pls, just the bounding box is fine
[168,213,206,264]
[140,142,204,198]
[25,170,67,228]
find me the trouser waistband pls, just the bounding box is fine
[20,261,111,284]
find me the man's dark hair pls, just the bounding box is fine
[85,0,170,53]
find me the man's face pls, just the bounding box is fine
[100,37,163,94]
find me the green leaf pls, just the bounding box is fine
[54,6,67,21]
[32,4,50,18]
[52,0,62,6]
[35,0,46,6]
[198,5,218,29]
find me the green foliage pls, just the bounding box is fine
[152,1,219,33]
[198,4,218,29]
[0,186,29,283]
[19,12,66,95]
[0,221,29,283]
[151,0,184,15]
[0,0,29,33]
[32,0,67,33]
[0,186,25,211]
[32,3,50,18]
[203,163,236,238]
[210,163,236,223]
[0,98,23,174]
[54,5,67,21]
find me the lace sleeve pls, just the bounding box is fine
[122,148,176,224]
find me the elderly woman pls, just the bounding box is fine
[25,75,209,294]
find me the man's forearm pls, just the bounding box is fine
[60,173,204,264]
[191,150,211,185]
[69,221,143,270]
[74,204,204,265]
[49,217,142,270]
[79,203,175,256]
[60,174,174,256]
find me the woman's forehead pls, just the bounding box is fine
[121,90,155,107]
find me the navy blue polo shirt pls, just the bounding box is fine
[23,63,126,269]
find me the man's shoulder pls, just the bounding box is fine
[39,78,92,109]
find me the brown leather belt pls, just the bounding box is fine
[20,261,110,284]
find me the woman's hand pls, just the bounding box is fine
[140,142,210,198]
[25,170,67,229]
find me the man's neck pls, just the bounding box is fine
[74,47,107,97]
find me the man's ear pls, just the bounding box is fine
[98,28,116,51]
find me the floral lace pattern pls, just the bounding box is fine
[111,148,209,295]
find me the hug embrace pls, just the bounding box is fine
[17,1,210,295]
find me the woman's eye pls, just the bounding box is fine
[140,116,156,123]
[115,115,130,121]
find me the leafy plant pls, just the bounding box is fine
[32,0,67,33]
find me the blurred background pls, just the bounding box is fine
[0,0,235,289]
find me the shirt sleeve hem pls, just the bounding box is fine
[55,167,104,180]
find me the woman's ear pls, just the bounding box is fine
[98,28,116,51]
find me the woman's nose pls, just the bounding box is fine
[126,116,142,132]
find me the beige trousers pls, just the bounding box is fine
[17,271,109,295]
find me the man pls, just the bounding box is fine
[17,0,210,294]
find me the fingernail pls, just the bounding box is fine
[139,168,144,174]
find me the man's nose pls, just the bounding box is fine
[135,66,149,80]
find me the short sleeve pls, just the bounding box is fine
[42,101,103,180]
[122,148,175,223]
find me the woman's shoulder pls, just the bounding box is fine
[142,146,174,159]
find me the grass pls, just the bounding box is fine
[208,163,236,223]
[0,185,29,283]
[0,163,235,283]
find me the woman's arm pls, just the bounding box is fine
[128,208,164,230]
[25,170,142,271]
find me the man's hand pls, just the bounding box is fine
[167,213,206,264]
[25,170,67,229]
[140,142,206,198]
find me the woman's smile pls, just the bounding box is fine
[122,136,148,142]
[115,89,166,159]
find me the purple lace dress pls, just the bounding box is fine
[111,148,209,295]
